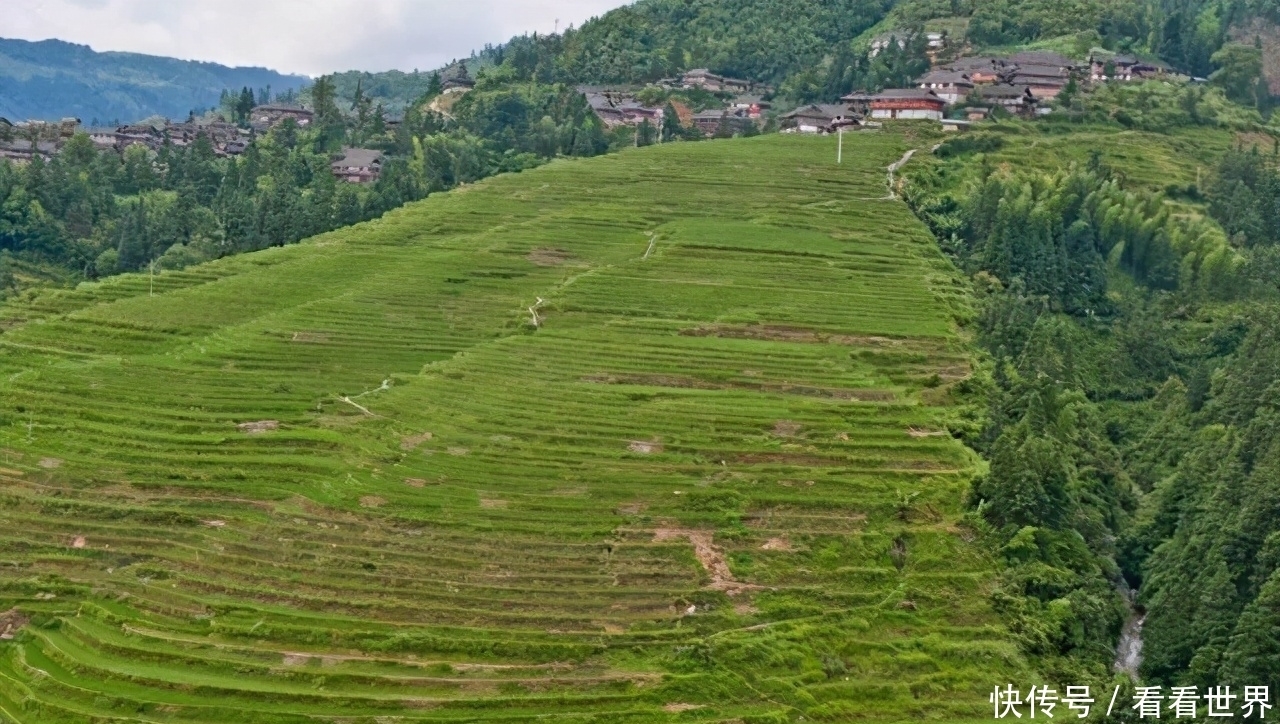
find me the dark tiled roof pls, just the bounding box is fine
[1007,51,1077,68]
[917,70,974,86]
[333,148,383,168]
[873,89,944,101]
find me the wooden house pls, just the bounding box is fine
[869,89,946,121]
[916,70,974,104]
[781,104,856,133]
[331,148,383,184]
[251,104,314,129]
[682,69,753,93]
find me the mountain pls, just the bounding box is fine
[0,132,1026,721]
[0,37,309,124]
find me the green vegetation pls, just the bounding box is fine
[905,118,1280,691]
[0,38,307,124]
[0,132,1031,722]
[0,77,612,297]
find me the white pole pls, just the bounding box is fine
[837,126,843,164]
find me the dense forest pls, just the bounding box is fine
[906,128,1280,697]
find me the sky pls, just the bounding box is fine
[3,0,631,76]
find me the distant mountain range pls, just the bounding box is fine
[0,38,310,124]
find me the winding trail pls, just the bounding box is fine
[885,148,917,199]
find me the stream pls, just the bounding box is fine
[1114,582,1146,680]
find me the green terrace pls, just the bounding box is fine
[0,132,1033,723]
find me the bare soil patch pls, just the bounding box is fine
[761,537,793,551]
[282,653,312,667]
[359,496,386,509]
[404,478,428,488]
[0,609,28,640]
[400,432,434,451]
[526,248,575,266]
[70,535,86,549]
[616,502,648,515]
[772,420,801,438]
[628,440,663,455]
[480,498,509,509]
[38,457,62,469]
[203,520,227,528]
[664,703,704,713]
[447,447,470,456]
[654,529,761,596]
[907,427,948,438]
[237,420,279,435]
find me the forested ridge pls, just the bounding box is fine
[0,38,308,124]
[906,125,1280,700]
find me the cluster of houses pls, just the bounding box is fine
[0,108,386,184]
[0,117,80,163]
[580,68,773,137]
[778,49,1171,135]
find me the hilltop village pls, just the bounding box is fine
[583,43,1173,136]
[0,34,1178,186]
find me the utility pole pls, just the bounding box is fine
[837,126,844,164]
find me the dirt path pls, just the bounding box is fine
[654,529,762,596]
[885,148,917,199]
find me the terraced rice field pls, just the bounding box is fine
[0,133,1033,722]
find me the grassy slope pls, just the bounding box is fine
[0,132,1032,722]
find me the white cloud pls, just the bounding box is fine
[3,0,628,76]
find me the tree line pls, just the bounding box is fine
[905,135,1280,696]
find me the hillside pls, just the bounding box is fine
[0,132,1032,721]
[0,38,309,123]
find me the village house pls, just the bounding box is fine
[681,69,753,93]
[781,104,856,133]
[946,57,1007,84]
[1009,64,1073,99]
[1090,54,1166,82]
[619,102,664,126]
[441,63,476,93]
[0,140,58,164]
[584,92,626,126]
[250,104,314,129]
[840,92,877,116]
[977,84,1037,116]
[331,148,383,184]
[870,32,911,57]
[732,95,772,118]
[581,88,665,128]
[113,123,165,151]
[869,89,946,121]
[916,70,975,104]
[442,76,476,92]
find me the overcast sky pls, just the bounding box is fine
[3,0,631,76]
